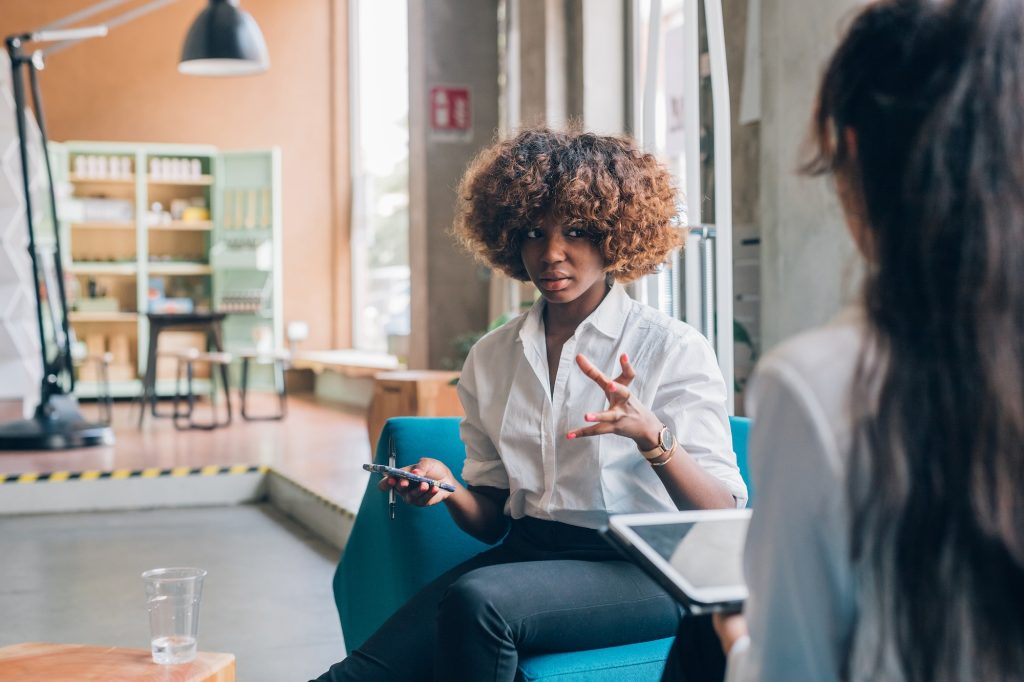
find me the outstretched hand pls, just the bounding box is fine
[568,353,663,451]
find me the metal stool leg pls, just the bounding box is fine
[275,358,287,419]
[97,358,113,426]
[178,358,232,430]
[240,356,251,420]
[239,357,286,421]
[173,358,197,431]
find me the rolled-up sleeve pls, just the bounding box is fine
[657,332,748,507]
[457,347,509,489]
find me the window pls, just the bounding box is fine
[350,0,410,354]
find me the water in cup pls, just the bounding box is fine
[150,634,197,664]
[142,568,206,664]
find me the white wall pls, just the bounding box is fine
[759,0,862,349]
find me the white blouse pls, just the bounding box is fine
[727,308,896,682]
[457,284,748,530]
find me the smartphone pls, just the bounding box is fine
[363,463,456,493]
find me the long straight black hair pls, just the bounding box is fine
[804,1,1024,680]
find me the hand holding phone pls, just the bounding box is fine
[363,463,457,493]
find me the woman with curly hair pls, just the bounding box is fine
[314,127,746,682]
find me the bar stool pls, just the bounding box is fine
[168,348,234,430]
[239,349,290,421]
[137,312,228,428]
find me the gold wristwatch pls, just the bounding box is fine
[641,425,675,461]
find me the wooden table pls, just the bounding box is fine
[0,642,235,681]
[366,370,463,451]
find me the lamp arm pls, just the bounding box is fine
[37,0,132,32]
[27,62,76,393]
[42,0,182,58]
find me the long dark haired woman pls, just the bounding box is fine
[672,1,1024,681]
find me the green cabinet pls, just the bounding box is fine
[52,141,282,398]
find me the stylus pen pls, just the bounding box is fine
[388,436,397,520]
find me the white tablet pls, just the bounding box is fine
[602,509,751,614]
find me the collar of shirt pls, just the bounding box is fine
[518,283,631,350]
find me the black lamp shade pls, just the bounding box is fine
[179,0,269,76]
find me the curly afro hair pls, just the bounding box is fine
[452,127,682,283]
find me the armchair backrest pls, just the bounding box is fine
[729,415,753,507]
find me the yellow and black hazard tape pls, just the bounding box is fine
[266,469,356,520]
[1,464,268,485]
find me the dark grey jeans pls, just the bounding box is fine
[313,516,683,682]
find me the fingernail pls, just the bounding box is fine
[585,413,595,421]
[608,382,616,392]
[567,432,576,439]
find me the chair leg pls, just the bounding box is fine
[173,359,196,431]
[98,359,112,426]
[220,366,233,428]
[181,361,232,430]
[276,359,288,419]
[240,359,287,421]
[240,357,251,421]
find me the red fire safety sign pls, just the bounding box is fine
[430,85,472,141]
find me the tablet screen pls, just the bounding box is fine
[631,518,747,590]
[605,510,751,611]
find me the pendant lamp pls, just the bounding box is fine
[179,0,269,76]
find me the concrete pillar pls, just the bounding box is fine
[408,0,501,369]
[759,0,861,349]
[512,0,626,133]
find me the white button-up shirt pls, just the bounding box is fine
[458,284,748,529]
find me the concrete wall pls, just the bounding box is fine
[759,0,861,349]
[408,0,500,369]
[0,0,350,351]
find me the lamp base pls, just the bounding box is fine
[0,394,114,451]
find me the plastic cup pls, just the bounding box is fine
[141,567,207,664]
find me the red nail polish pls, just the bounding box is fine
[567,432,576,439]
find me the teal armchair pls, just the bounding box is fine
[334,416,752,681]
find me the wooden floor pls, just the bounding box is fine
[0,393,372,511]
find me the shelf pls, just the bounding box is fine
[69,262,138,276]
[70,221,135,230]
[69,312,138,323]
[148,262,213,275]
[147,175,214,186]
[148,221,213,231]
[69,174,136,184]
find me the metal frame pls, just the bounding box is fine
[632,0,736,412]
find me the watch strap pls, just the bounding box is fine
[641,425,671,460]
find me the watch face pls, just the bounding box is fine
[661,428,675,452]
